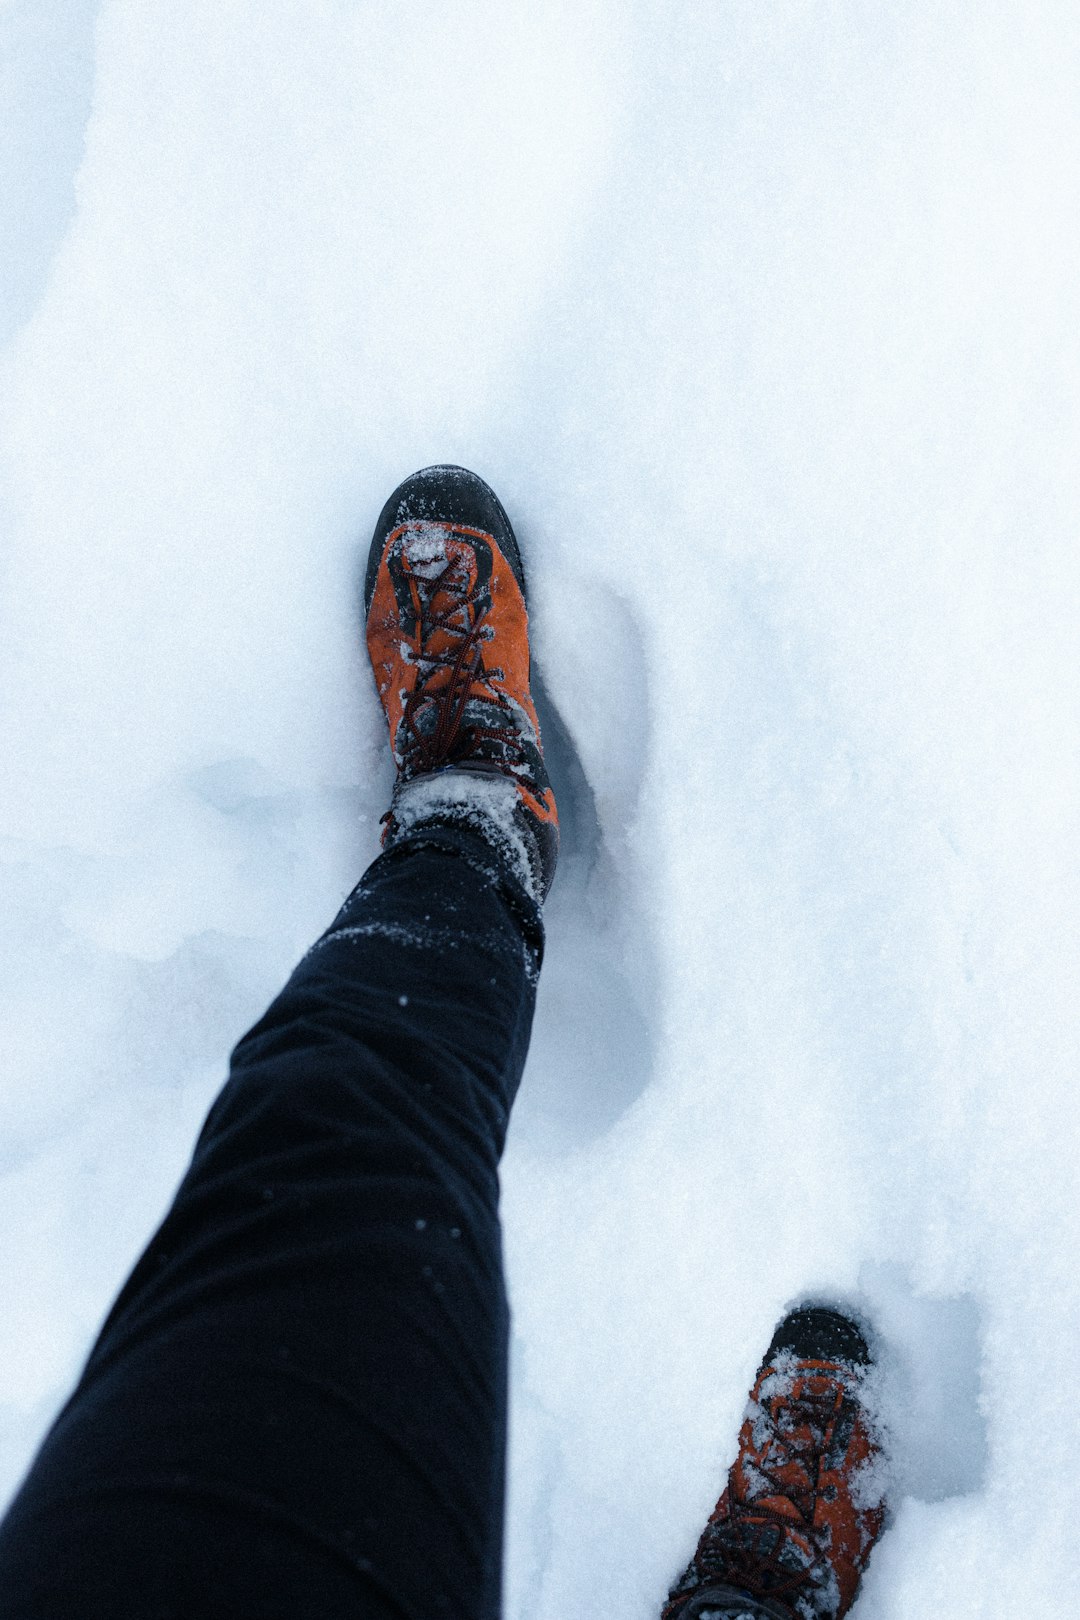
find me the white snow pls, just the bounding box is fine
[3,1,1080,1615]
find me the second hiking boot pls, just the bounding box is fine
[661,1307,887,1620]
[365,464,559,900]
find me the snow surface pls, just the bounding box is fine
[3,0,1080,1614]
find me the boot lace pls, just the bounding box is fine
[394,556,540,793]
[694,1374,849,1612]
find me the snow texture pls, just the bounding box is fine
[2,1,1080,1615]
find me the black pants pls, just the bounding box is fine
[0,823,543,1620]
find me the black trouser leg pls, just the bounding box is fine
[0,823,542,1620]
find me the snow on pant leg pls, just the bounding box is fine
[0,823,542,1620]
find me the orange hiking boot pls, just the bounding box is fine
[364,465,559,900]
[661,1308,887,1620]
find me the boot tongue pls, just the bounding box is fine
[401,525,479,595]
[403,525,451,580]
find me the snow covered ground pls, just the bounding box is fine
[3,0,1080,1613]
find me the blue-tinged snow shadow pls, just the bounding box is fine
[859,1261,988,1503]
[0,0,100,349]
[515,664,655,1153]
[531,670,601,878]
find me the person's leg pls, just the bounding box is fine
[0,465,557,1620]
[0,822,540,1620]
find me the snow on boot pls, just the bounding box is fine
[365,464,559,901]
[661,1308,887,1620]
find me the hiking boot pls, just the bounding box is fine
[364,464,559,900]
[661,1307,887,1620]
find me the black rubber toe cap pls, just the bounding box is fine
[364,465,525,611]
[765,1305,871,1367]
